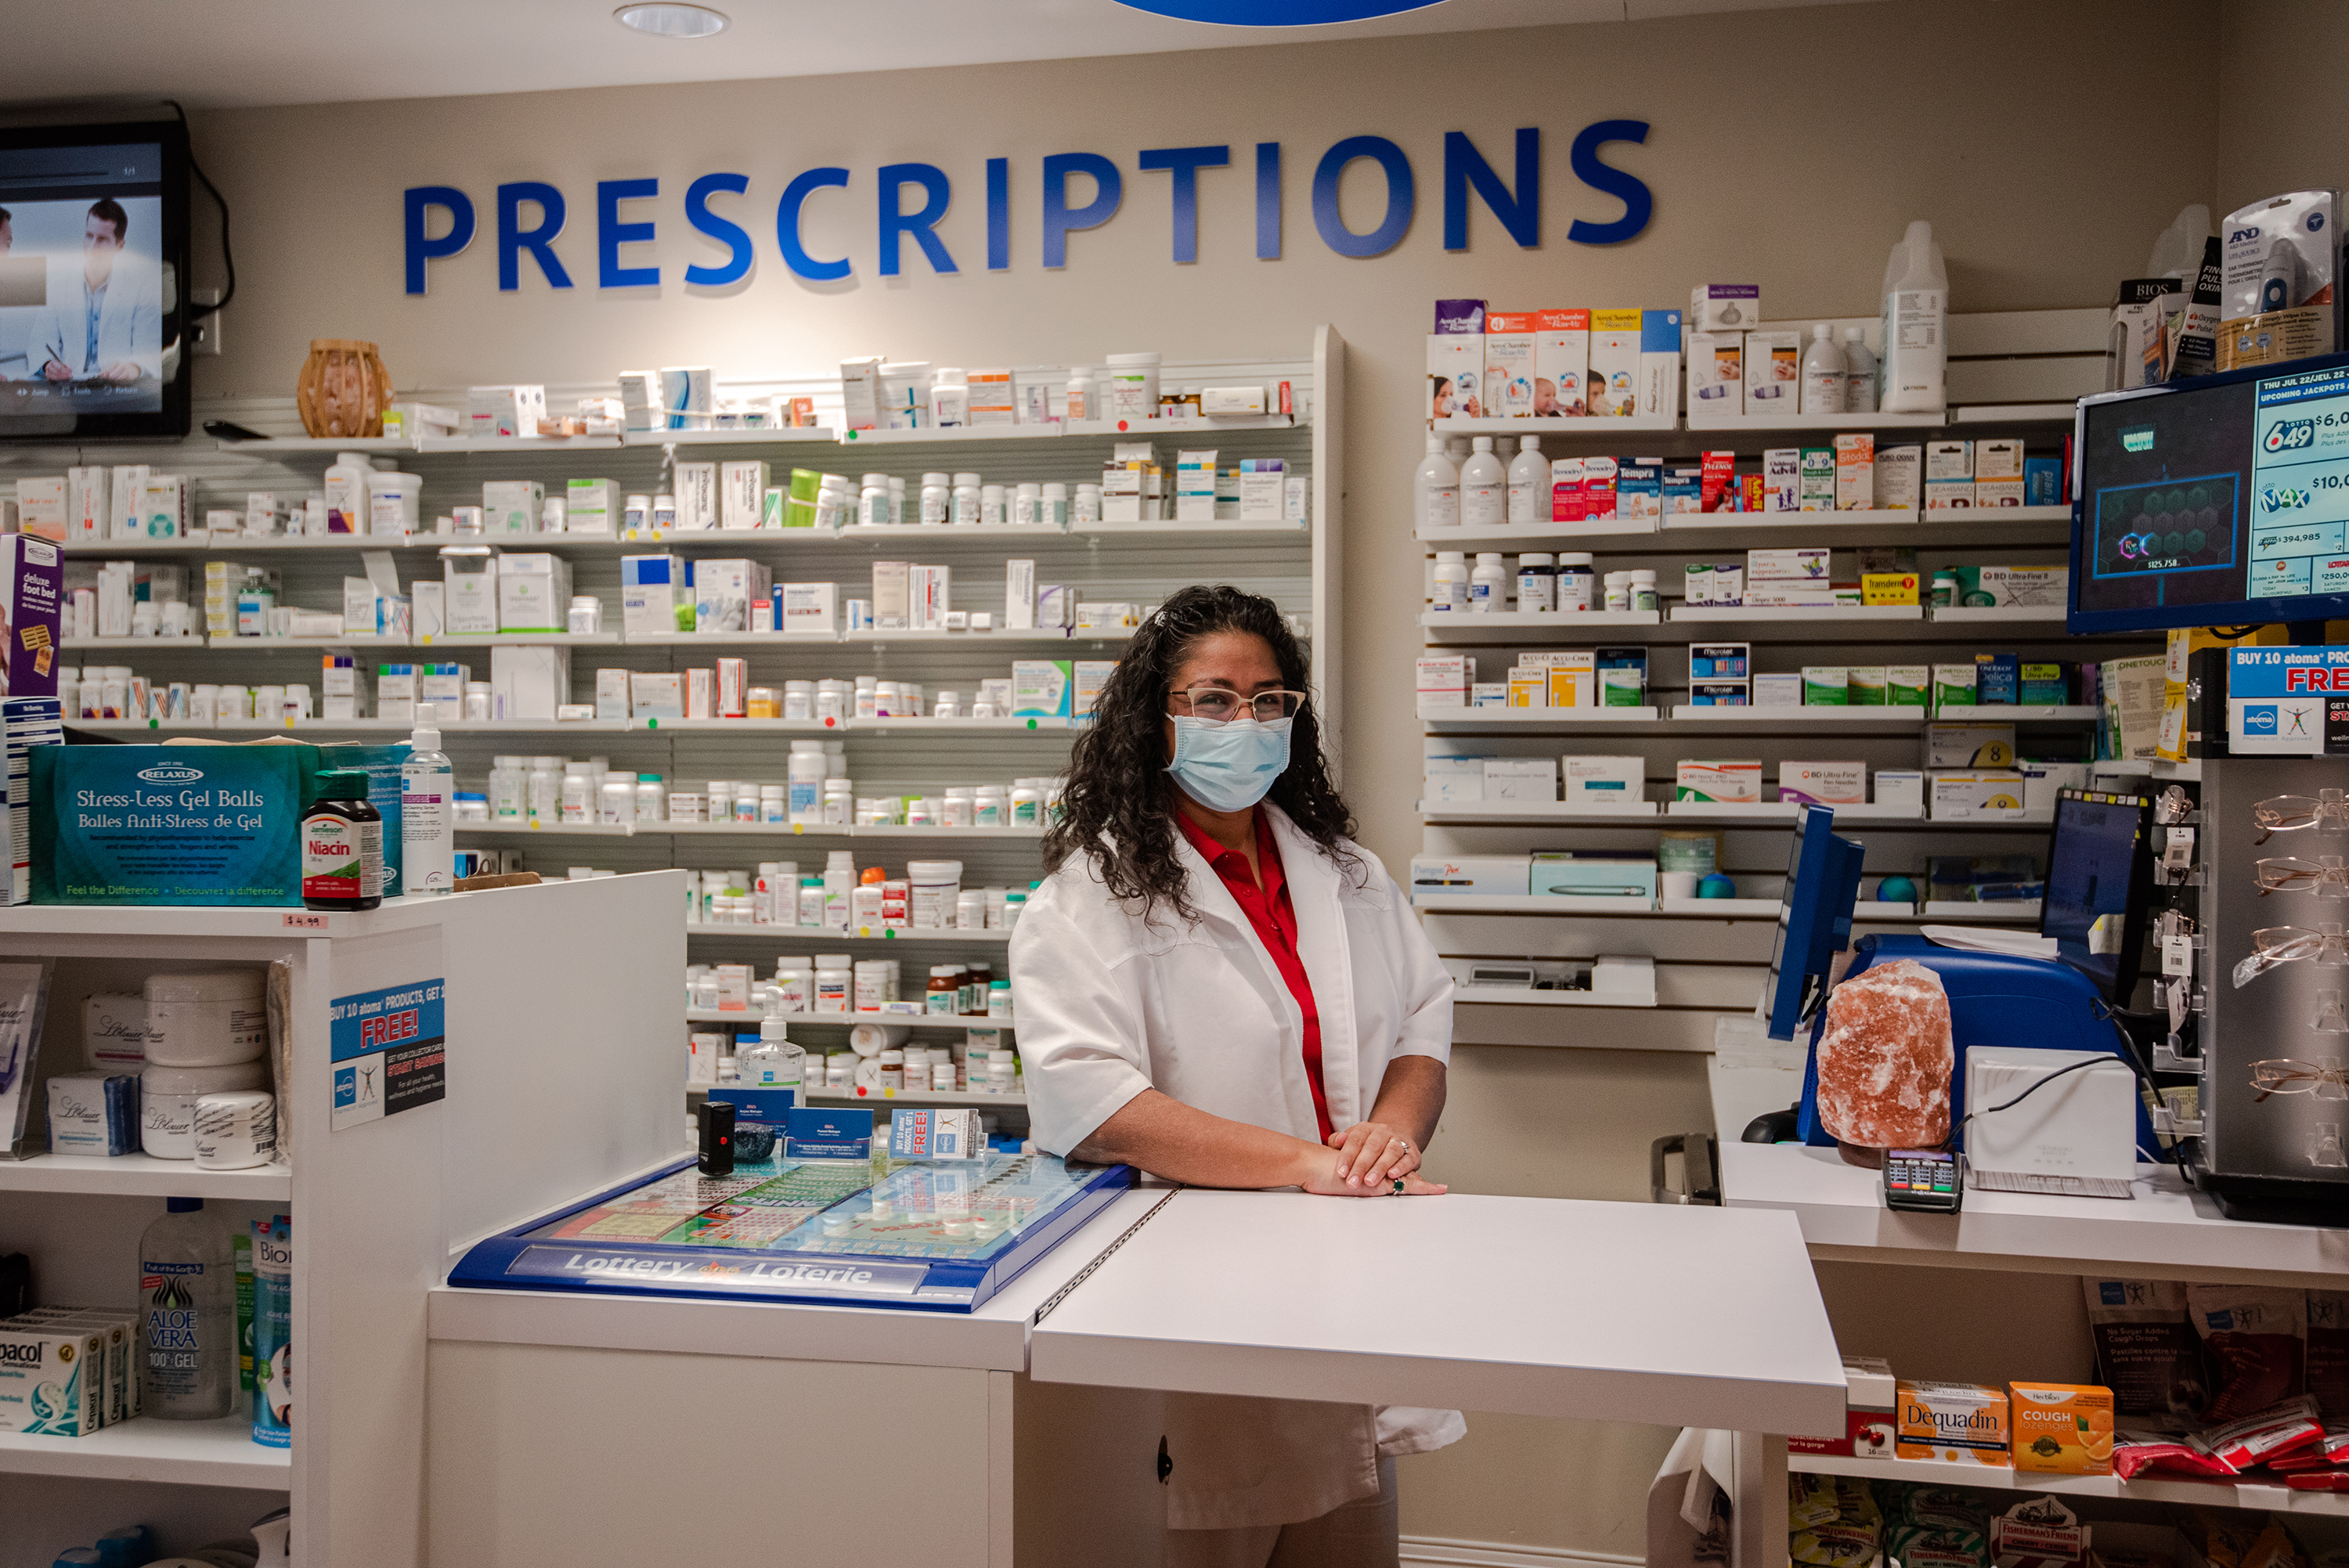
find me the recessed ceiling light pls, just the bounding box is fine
[614,3,728,38]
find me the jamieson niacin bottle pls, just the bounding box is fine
[301,769,383,911]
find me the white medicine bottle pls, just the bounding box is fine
[1431,551,1470,612]
[140,1197,233,1420]
[858,474,890,528]
[1470,553,1509,613]
[919,472,951,527]
[1416,435,1459,529]
[1065,367,1096,423]
[1840,327,1878,413]
[1506,435,1546,524]
[1460,436,1505,527]
[1799,324,1846,416]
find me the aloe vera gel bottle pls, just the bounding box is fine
[141,1197,234,1419]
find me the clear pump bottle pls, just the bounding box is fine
[738,1016,806,1094]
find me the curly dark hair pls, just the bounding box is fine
[1043,584,1356,927]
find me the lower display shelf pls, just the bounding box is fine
[804,1087,1028,1108]
[0,1152,290,1201]
[1416,896,2044,923]
[0,1412,290,1489]
[1784,1448,2349,1516]
[686,1007,1012,1033]
[687,924,1011,946]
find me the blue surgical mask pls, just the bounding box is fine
[1167,716,1293,813]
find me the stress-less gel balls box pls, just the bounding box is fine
[32,744,326,905]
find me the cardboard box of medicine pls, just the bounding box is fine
[1896,1380,2009,1465]
[781,582,838,637]
[1686,332,1743,416]
[468,384,546,438]
[1534,309,1590,416]
[671,462,717,531]
[2025,457,2062,506]
[1925,723,2017,767]
[1973,438,2025,480]
[1564,755,1644,804]
[1886,665,1929,707]
[1803,667,1850,705]
[1615,461,1662,520]
[1925,479,1975,510]
[1749,547,1828,583]
[2008,1382,2113,1476]
[1974,565,2069,607]
[1482,759,1556,802]
[31,743,325,905]
[693,559,771,635]
[1849,666,1889,705]
[1423,756,1487,805]
[1506,668,1546,708]
[1755,672,1803,707]
[1761,448,1800,511]
[496,553,572,633]
[1545,652,1596,708]
[1861,571,1920,606]
[1482,313,1539,418]
[1690,643,1751,682]
[1931,772,2029,822]
[1636,309,1682,420]
[1427,333,1485,420]
[1013,660,1072,719]
[564,478,617,535]
[0,539,63,699]
[1798,448,1836,510]
[418,663,466,721]
[1531,851,1656,900]
[1687,682,1751,705]
[594,668,630,720]
[490,645,569,721]
[15,477,66,541]
[1974,479,2023,507]
[1676,761,1763,803]
[1875,770,1925,812]
[1597,647,1647,707]
[1683,564,1743,607]
[1744,331,1799,414]
[1925,440,1972,481]
[720,460,770,530]
[1688,284,1761,333]
[0,1324,100,1436]
[1586,309,1640,417]
[482,481,543,535]
[1662,468,1701,514]
[1975,651,2020,705]
[1835,434,1875,510]
[1074,660,1118,719]
[1789,1356,1898,1459]
[1469,683,1506,707]
[1416,655,1470,710]
[622,554,689,638]
[1408,855,1528,897]
[1930,663,1976,708]
[1781,762,1867,806]
[2019,761,2092,815]
[1580,455,1618,516]
[1873,445,1922,510]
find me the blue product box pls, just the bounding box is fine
[1661,470,1701,511]
[1640,308,1683,352]
[783,1108,871,1161]
[890,1107,983,1160]
[1688,682,1751,705]
[1689,643,1750,681]
[1974,652,2020,705]
[31,743,326,905]
[2023,457,2062,507]
[1615,465,1662,511]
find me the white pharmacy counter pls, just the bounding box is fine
[425,1184,1842,1567]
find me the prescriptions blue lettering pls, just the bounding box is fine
[1311,135,1413,258]
[1567,119,1653,246]
[878,162,958,276]
[987,157,1010,271]
[1138,145,1229,264]
[684,172,753,287]
[496,182,573,291]
[597,177,661,288]
[1255,142,1282,260]
[1041,152,1122,269]
[778,168,851,281]
[403,186,475,295]
[1443,128,1539,251]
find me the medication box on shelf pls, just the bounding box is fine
[1587,310,1640,417]
[1483,314,1538,418]
[1754,672,1802,706]
[497,553,572,633]
[1835,434,1874,510]
[1482,759,1556,802]
[1887,665,1929,706]
[1535,309,1590,416]
[1930,771,2029,821]
[1781,762,1867,806]
[1875,444,1921,509]
[1688,682,1750,705]
[1423,755,1488,805]
[1012,661,1073,719]
[1896,1379,2008,1465]
[1687,284,1761,333]
[622,554,688,638]
[1788,1355,1896,1459]
[1932,662,1977,706]
[1565,755,1644,805]
[491,645,569,721]
[1744,331,1799,415]
[1874,770,1925,812]
[2008,1382,2113,1475]
[1687,332,1741,416]
[1925,723,2017,767]
[1416,655,1470,710]
[31,742,324,905]
[1676,761,1763,802]
[0,538,63,699]
[1408,855,1528,897]
[1532,852,1656,899]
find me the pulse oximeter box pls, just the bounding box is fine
[31,743,324,905]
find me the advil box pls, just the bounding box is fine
[0,537,64,700]
[32,743,325,905]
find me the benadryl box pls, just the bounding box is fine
[31,744,324,905]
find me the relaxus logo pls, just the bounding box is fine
[135,763,202,784]
[2265,419,2316,454]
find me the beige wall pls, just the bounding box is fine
[171,0,2242,1549]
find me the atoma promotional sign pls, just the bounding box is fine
[403,121,1655,294]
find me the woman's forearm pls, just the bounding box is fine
[1366,1054,1448,1151]
[1070,1088,1323,1188]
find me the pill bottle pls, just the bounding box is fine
[1517,553,1557,614]
[980,484,1008,526]
[526,756,563,827]
[734,783,760,823]
[1431,551,1469,612]
[1074,484,1102,526]
[301,769,383,912]
[814,475,853,531]
[927,966,960,1015]
[1555,553,1597,611]
[823,780,853,825]
[789,741,826,823]
[601,770,637,825]
[940,788,975,828]
[1470,553,1509,613]
[1009,784,1043,826]
[625,494,652,532]
[856,960,897,1011]
[634,773,666,822]
[1065,367,1097,422]
[798,876,826,927]
[784,679,814,720]
[813,956,853,1013]
[760,783,788,824]
[1629,570,1660,613]
[653,494,677,530]
[988,980,1013,1020]
[854,676,878,718]
[889,475,907,524]
[879,1050,905,1090]
[1014,482,1042,526]
[1603,571,1631,612]
[1041,482,1070,527]
[920,472,951,526]
[930,368,969,427]
[1931,569,1958,608]
[973,786,1005,827]
[774,960,812,1011]
[951,472,983,527]
[958,889,988,929]
[559,761,595,823]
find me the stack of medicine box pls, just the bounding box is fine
[0,1305,139,1438]
[1102,442,1164,523]
[1687,642,1752,705]
[1924,723,2026,820]
[1745,547,1833,607]
[1503,650,1642,708]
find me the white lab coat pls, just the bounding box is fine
[1011,803,1467,1530]
[25,252,161,381]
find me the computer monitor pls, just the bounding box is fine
[2039,787,2155,1004]
[2070,351,2349,636]
[1759,805,1867,1042]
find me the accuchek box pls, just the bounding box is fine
[1897,1380,2009,1465]
[1781,762,1867,806]
[1790,1356,1897,1460]
[1676,761,1763,802]
[1408,855,1528,896]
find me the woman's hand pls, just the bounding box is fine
[1298,1140,1445,1197]
[1328,1120,1422,1188]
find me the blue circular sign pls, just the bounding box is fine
[1114,0,1443,24]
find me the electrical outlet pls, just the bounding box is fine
[191,289,222,355]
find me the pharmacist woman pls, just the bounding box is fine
[1012,583,1463,1568]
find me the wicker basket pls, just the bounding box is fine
[294,339,392,438]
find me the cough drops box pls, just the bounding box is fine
[32,742,326,905]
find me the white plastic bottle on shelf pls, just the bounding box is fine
[930,368,970,427]
[526,755,562,827]
[1460,436,1505,526]
[139,1197,233,1420]
[1064,367,1096,423]
[739,1017,806,1094]
[599,770,637,825]
[401,725,453,896]
[1470,553,1509,613]
[858,474,890,527]
[919,472,951,526]
[1840,327,1878,413]
[1416,435,1459,530]
[788,740,826,824]
[1431,551,1470,612]
[1506,435,1546,524]
[1799,324,1846,416]
[1879,219,1948,413]
[323,455,372,535]
[823,849,856,930]
[560,761,596,824]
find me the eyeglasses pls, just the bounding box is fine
[2251,1058,2349,1101]
[2256,856,2349,898]
[1167,686,1306,724]
[2253,789,2349,845]
[2233,922,2349,988]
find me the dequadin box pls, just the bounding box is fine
[31,743,325,905]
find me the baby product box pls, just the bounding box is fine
[1688,284,1761,333]
[1743,330,1800,415]
[31,743,325,905]
[0,537,64,700]
[1637,309,1683,420]
[1427,333,1485,421]
[1587,310,1640,418]
[1686,332,1743,416]
[1534,309,1590,416]
[1483,313,1539,418]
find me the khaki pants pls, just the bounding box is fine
[1164,1456,1398,1568]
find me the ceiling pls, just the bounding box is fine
[0,0,1867,111]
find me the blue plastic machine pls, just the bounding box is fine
[1763,807,2160,1158]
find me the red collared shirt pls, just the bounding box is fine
[1174,807,1333,1144]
